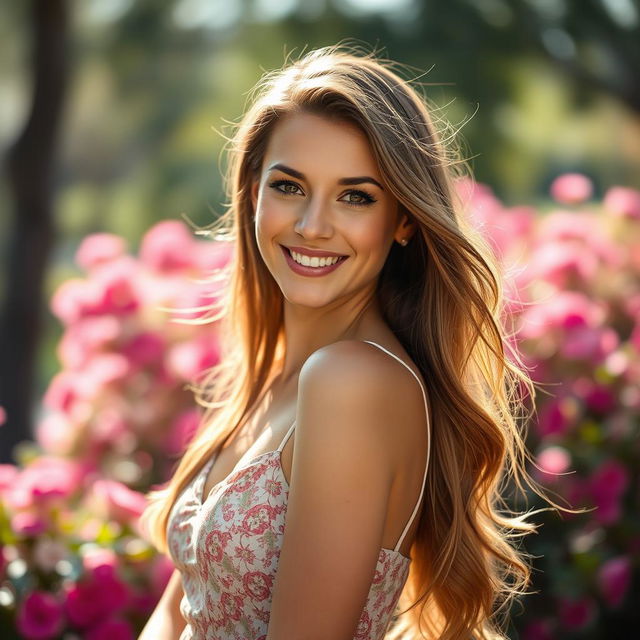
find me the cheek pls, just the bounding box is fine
[254,196,291,254]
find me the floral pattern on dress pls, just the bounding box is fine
[167,450,411,640]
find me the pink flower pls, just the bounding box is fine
[50,278,102,325]
[86,618,135,640]
[11,511,48,536]
[57,316,122,369]
[527,241,598,289]
[139,221,195,272]
[537,446,571,482]
[0,464,19,493]
[91,479,148,524]
[603,186,640,220]
[558,596,596,630]
[121,331,165,369]
[550,173,593,205]
[36,413,77,456]
[43,371,78,413]
[16,590,64,640]
[5,457,85,510]
[560,326,619,363]
[92,257,140,316]
[519,291,604,340]
[76,233,127,271]
[167,336,221,381]
[165,408,201,455]
[597,556,631,608]
[82,547,118,572]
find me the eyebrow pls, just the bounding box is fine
[267,163,385,191]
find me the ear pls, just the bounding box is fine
[393,207,417,244]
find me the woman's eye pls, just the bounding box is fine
[341,190,377,206]
[269,180,302,196]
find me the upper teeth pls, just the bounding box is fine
[290,250,342,267]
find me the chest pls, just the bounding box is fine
[201,386,298,503]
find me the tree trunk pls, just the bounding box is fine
[0,0,68,463]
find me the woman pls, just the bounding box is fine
[140,44,545,640]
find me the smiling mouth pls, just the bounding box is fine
[280,245,348,266]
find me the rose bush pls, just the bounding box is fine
[461,174,639,639]
[0,220,231,638]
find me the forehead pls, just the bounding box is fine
[262,111,381,178]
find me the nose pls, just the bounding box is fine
[293,196,333,240]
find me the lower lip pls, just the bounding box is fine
[280,245,348,277]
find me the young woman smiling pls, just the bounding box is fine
[139,44,547,640]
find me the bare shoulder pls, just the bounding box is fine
[298,339,428,461]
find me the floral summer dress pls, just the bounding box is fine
[166,341,431,640]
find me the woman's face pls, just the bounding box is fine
[251,111,412,309]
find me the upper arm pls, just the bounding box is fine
[266,342,404,640]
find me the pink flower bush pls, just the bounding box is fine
[39,220,230,481]
[461,176,640,636]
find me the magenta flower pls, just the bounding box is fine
[589,460,630,525]
[16,590,64,640]
[597,556,631,608]
[523,619,555,640]
[64,565,129,628]
[603,186,640,220]
[536,396,578,438]
[558,596,596,630]
[550,173,593,205]
[76,233,127,271]
[86,618,135,640]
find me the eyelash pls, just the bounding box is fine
[267,179,377,207]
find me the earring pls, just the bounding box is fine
[399,238,408,246]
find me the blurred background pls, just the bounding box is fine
[0,1,639,639]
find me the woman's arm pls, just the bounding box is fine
[138,568,186,640]
[266,341,411,640]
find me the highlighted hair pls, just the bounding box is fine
[142,42,560,639]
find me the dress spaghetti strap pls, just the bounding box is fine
[275,340,431,554]
[361,340,431,552]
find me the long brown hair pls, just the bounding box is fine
[142,43,555,639]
